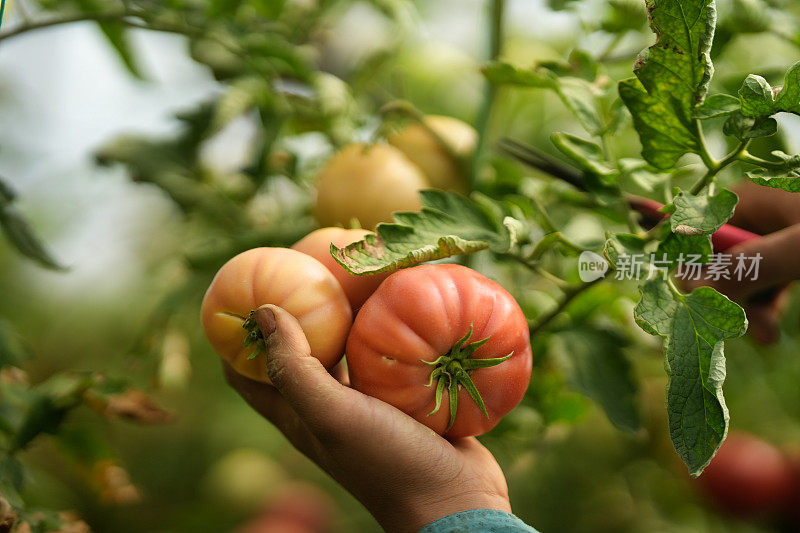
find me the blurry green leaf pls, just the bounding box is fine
[635,280,747,476]
[0,321,26,369]
[601,0,647,33]
[539,49,599,81]
[19,510,65,533]
[0,455,24,509]
[739,62,800,118]
[693,94,741,119]
[484,61,604,134]
[332,190,523,275]
[665,188,738,235]
[0,184,66,270]
[618,0,716,169]
[11,374,95,452]
[74,0,142,78]
[551,132,617,185]
[557,327,640,432]
[212,77,272,132]
[603,232,648,268]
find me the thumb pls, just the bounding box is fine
[254,305,350,433]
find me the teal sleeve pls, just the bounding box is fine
[418,509,539,533]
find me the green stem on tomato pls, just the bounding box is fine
[423,325,511,431]
[471,0,506,190]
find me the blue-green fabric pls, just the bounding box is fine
[419,509,539,533]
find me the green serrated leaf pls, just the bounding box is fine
[557,327,640,432]
[618,0,717,169]
[693,93,740,119]
[332,190,522,275]
[739,61,800,118]
[668,188,738,235]
[635,280,747,476]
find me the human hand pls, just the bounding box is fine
[689,182,800,344]
[223,305,511,533]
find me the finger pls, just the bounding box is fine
[221,361,320,459]
[255,305,353,436]
[746,288,789,345]
[709,225,800,302]
[729,181,800,233]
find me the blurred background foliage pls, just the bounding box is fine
[1,0,800,531]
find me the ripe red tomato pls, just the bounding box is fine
[345,264,532,439]
[291,228,391,311]
[696,432,796,517]
[201,247,352,383]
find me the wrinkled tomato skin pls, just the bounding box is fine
[292,228,391,311]
[345,264,532,439]
[201,247,352,383]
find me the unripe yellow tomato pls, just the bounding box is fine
[313,143,430,230]
[292,227,391,311]
[201,247,352,383]
[388,115,477,193]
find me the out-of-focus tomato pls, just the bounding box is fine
[388,115,476,193]
[696,432,796,517]
[313,143,429,230]
[292,228,391,310]
[201,247,352,383]
[345,264,532,439]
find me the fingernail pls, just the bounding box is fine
[255,307,277,338]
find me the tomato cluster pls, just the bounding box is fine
[201,228,532,438]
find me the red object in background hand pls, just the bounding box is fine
[628,197,760,252]
[696,432,797,518]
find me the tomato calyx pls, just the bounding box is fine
[423,325,513,431]
[242,310,266,359]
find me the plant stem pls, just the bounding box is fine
[529,278,602,336]
[737,151,787,169]
[689,138,751,195]
[0,11,128,42]
[471,0,505,190]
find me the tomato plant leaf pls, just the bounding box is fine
[618,0,717,169]
[483,61,604,135]
[557,327,641,432]
[744,150,800,192]
[722,111,777,140]
[551,133,618,185]
[655,233,712,265]
[666,188,738,235]
[0,178,66,271]
[738,61,800,118]
[692,93,740,119]
[635,280,747,476]
[332,190,523,275]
